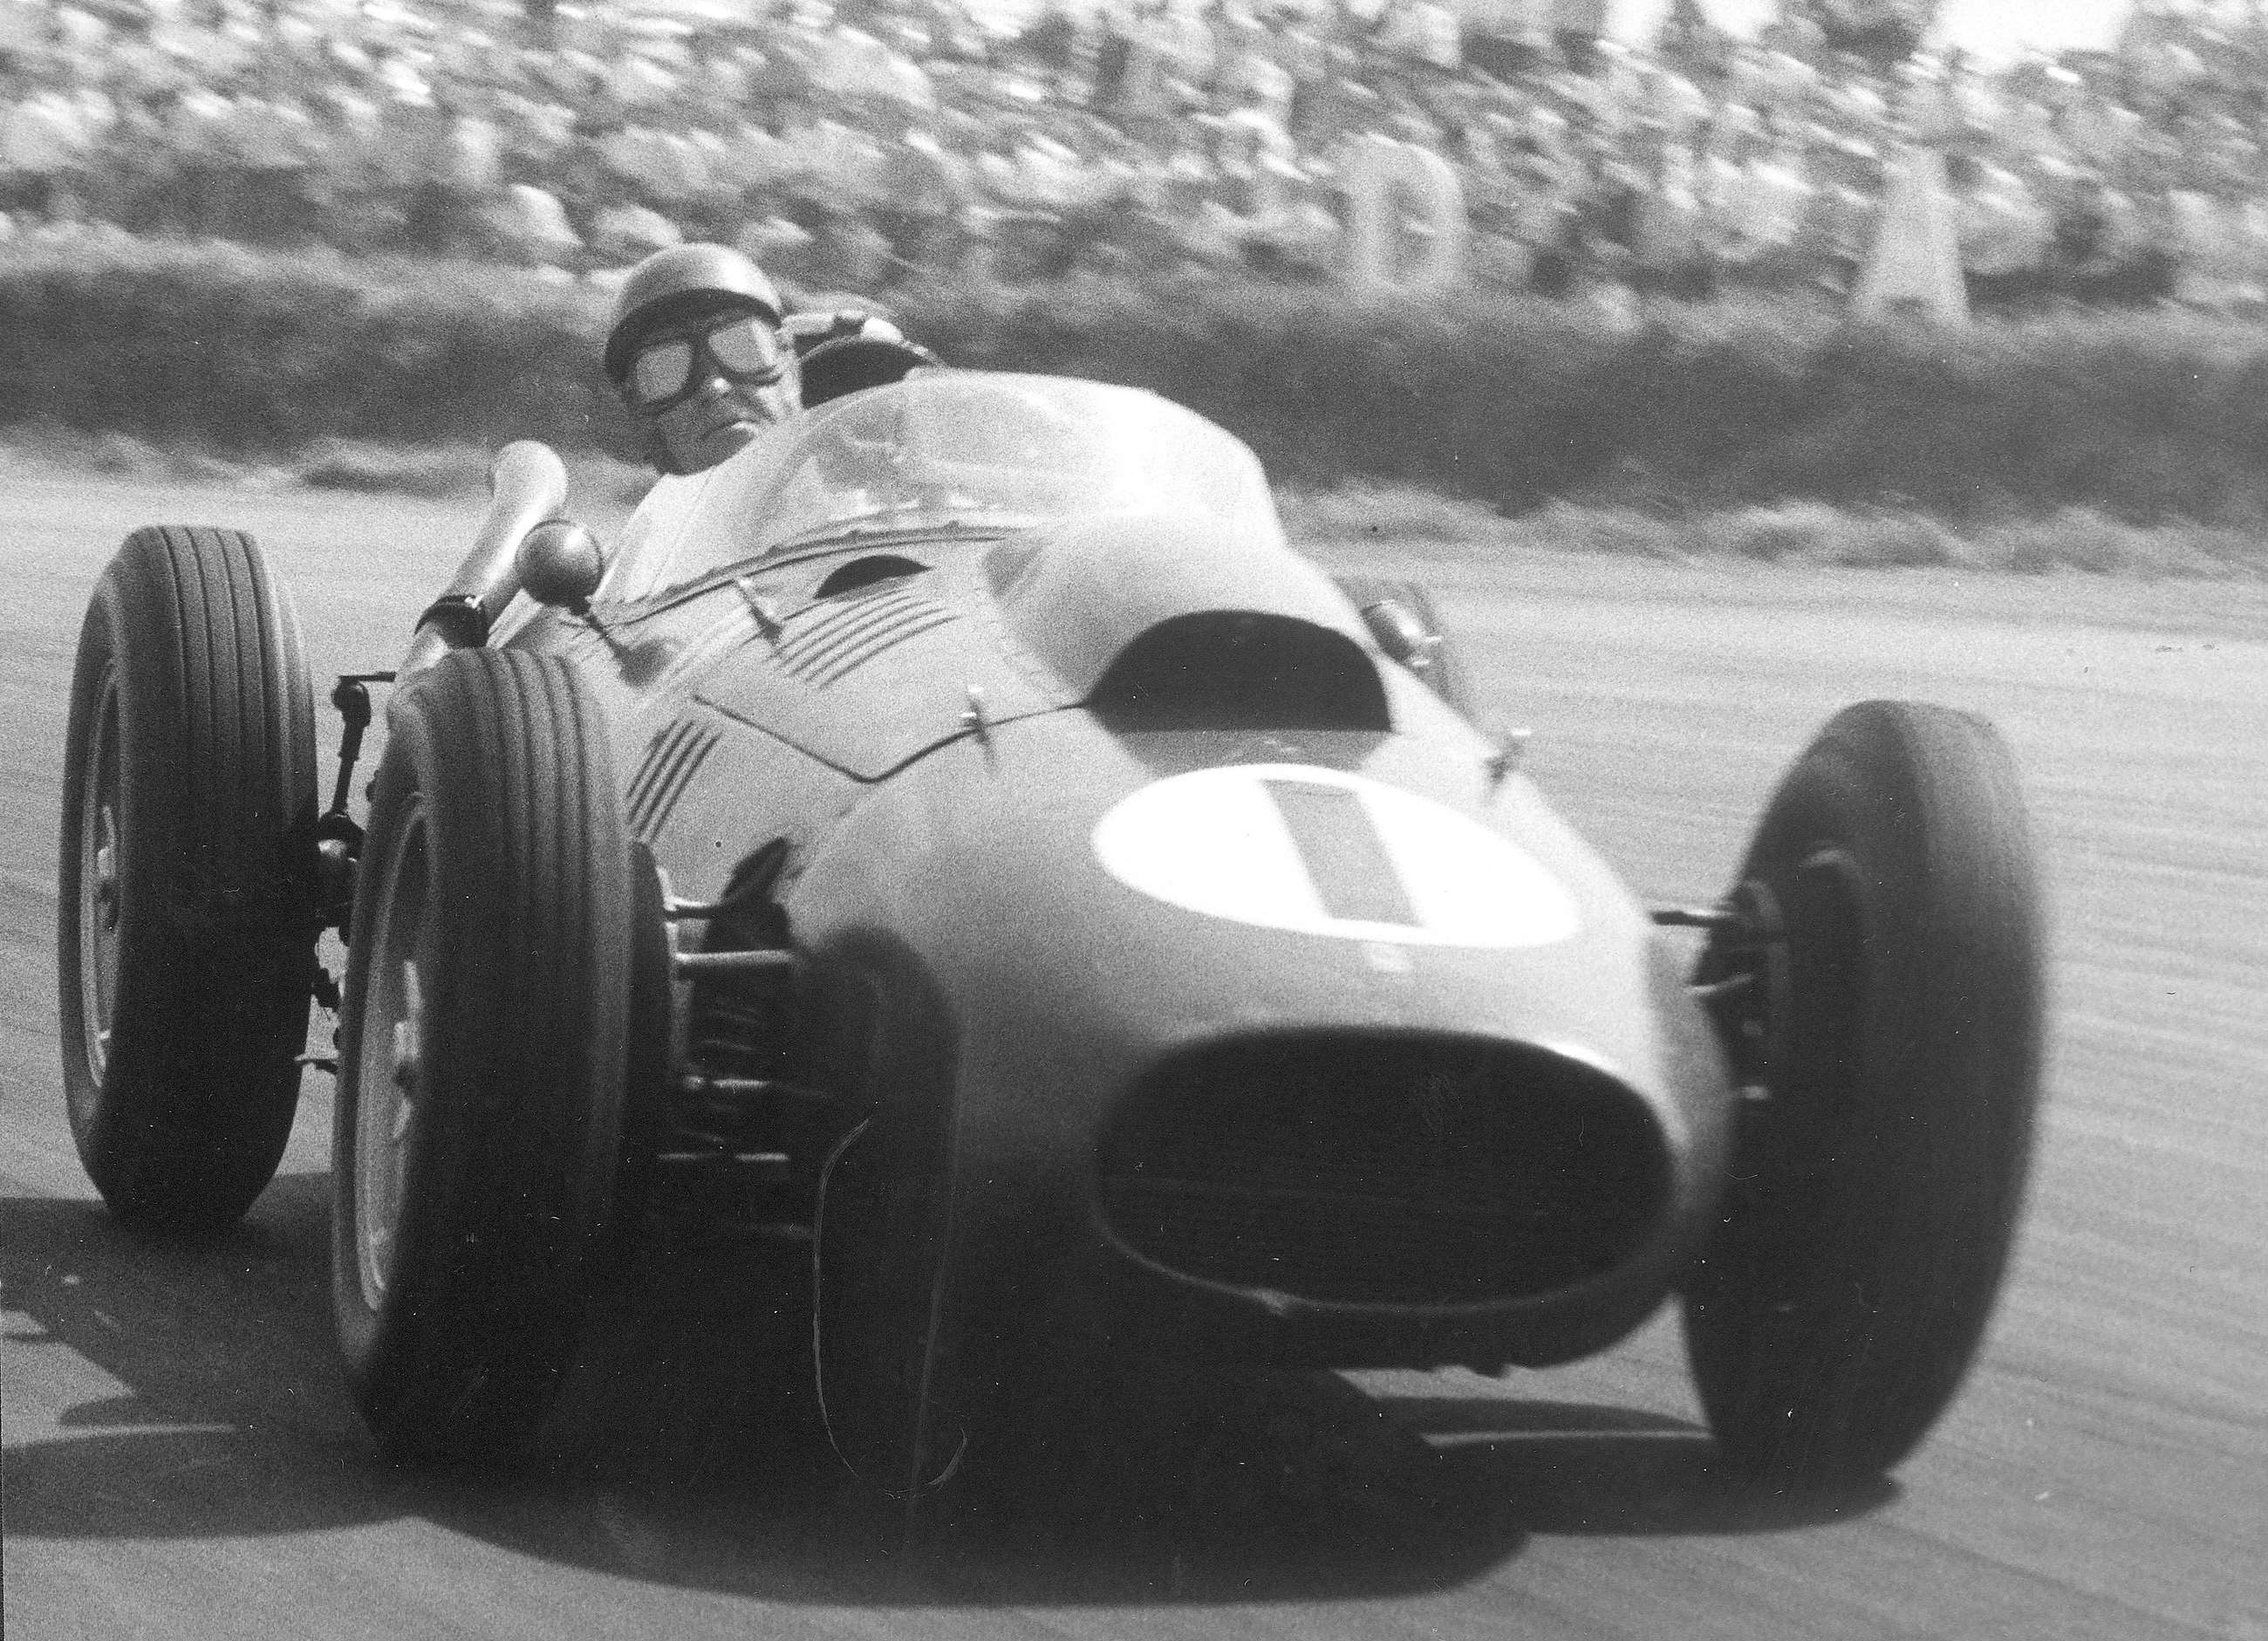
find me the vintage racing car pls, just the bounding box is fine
[58,367,2044,1497]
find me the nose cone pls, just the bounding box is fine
[789,708,1732,1225]
[782,710,1736,1468]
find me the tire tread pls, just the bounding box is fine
[332,647,632,1465]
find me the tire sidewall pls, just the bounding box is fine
[331,728,448,1411]
[62,566,195,1152]
[58,583,125,1138]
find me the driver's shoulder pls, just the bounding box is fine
[782,305,908,356]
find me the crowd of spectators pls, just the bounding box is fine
[1,0,2265,308]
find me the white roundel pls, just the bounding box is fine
[1091,763,1581,947]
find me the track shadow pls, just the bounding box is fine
[0,1180,1894,1605]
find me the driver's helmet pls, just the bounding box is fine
[604,243,800,477]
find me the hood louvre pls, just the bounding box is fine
[771,588,960,687]
[627,716,722,839]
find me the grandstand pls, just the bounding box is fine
[0,0,2259,310]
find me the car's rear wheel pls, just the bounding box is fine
[1684,699,2045,1490]
[331,648,633,1467]
[58,525,318,1234]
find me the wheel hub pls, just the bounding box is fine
[92,818,118,921]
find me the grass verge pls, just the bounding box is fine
[11,242,2268,533]
[1277,487,2268,577]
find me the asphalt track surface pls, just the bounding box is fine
[3,468,2264,1641]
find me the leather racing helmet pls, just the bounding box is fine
[604,244,796,477]
[603,243,785,383]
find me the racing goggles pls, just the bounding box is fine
[625,316,789,410]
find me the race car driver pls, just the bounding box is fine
[603,242,933,477]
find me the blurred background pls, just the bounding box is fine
[0,0,2260,311]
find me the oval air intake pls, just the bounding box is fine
[1090,612,1390,733]
[1097,1033,1672,1307]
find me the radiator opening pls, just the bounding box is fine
[1097,1034,1670,1307]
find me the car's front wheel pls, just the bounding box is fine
[58,526,318,1234]
[1684,699,2045,1490]
[331,648,634,1467]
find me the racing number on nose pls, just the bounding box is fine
[1091,764,1581,947]
[1265,779,1420,928]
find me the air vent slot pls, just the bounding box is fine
[770,586,958,687]
[626,717,721,839]
[814,555,928,598]
[1090,612,1390,732]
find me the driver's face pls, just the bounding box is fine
[626,311,802,476]
[647,367,798,475]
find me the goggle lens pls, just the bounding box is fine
[704,318,785,377]
[629,339,696,407]
[627,318,787,408]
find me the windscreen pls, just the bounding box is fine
[607,373,1283,599]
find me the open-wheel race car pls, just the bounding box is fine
[58,368,2045,1498]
